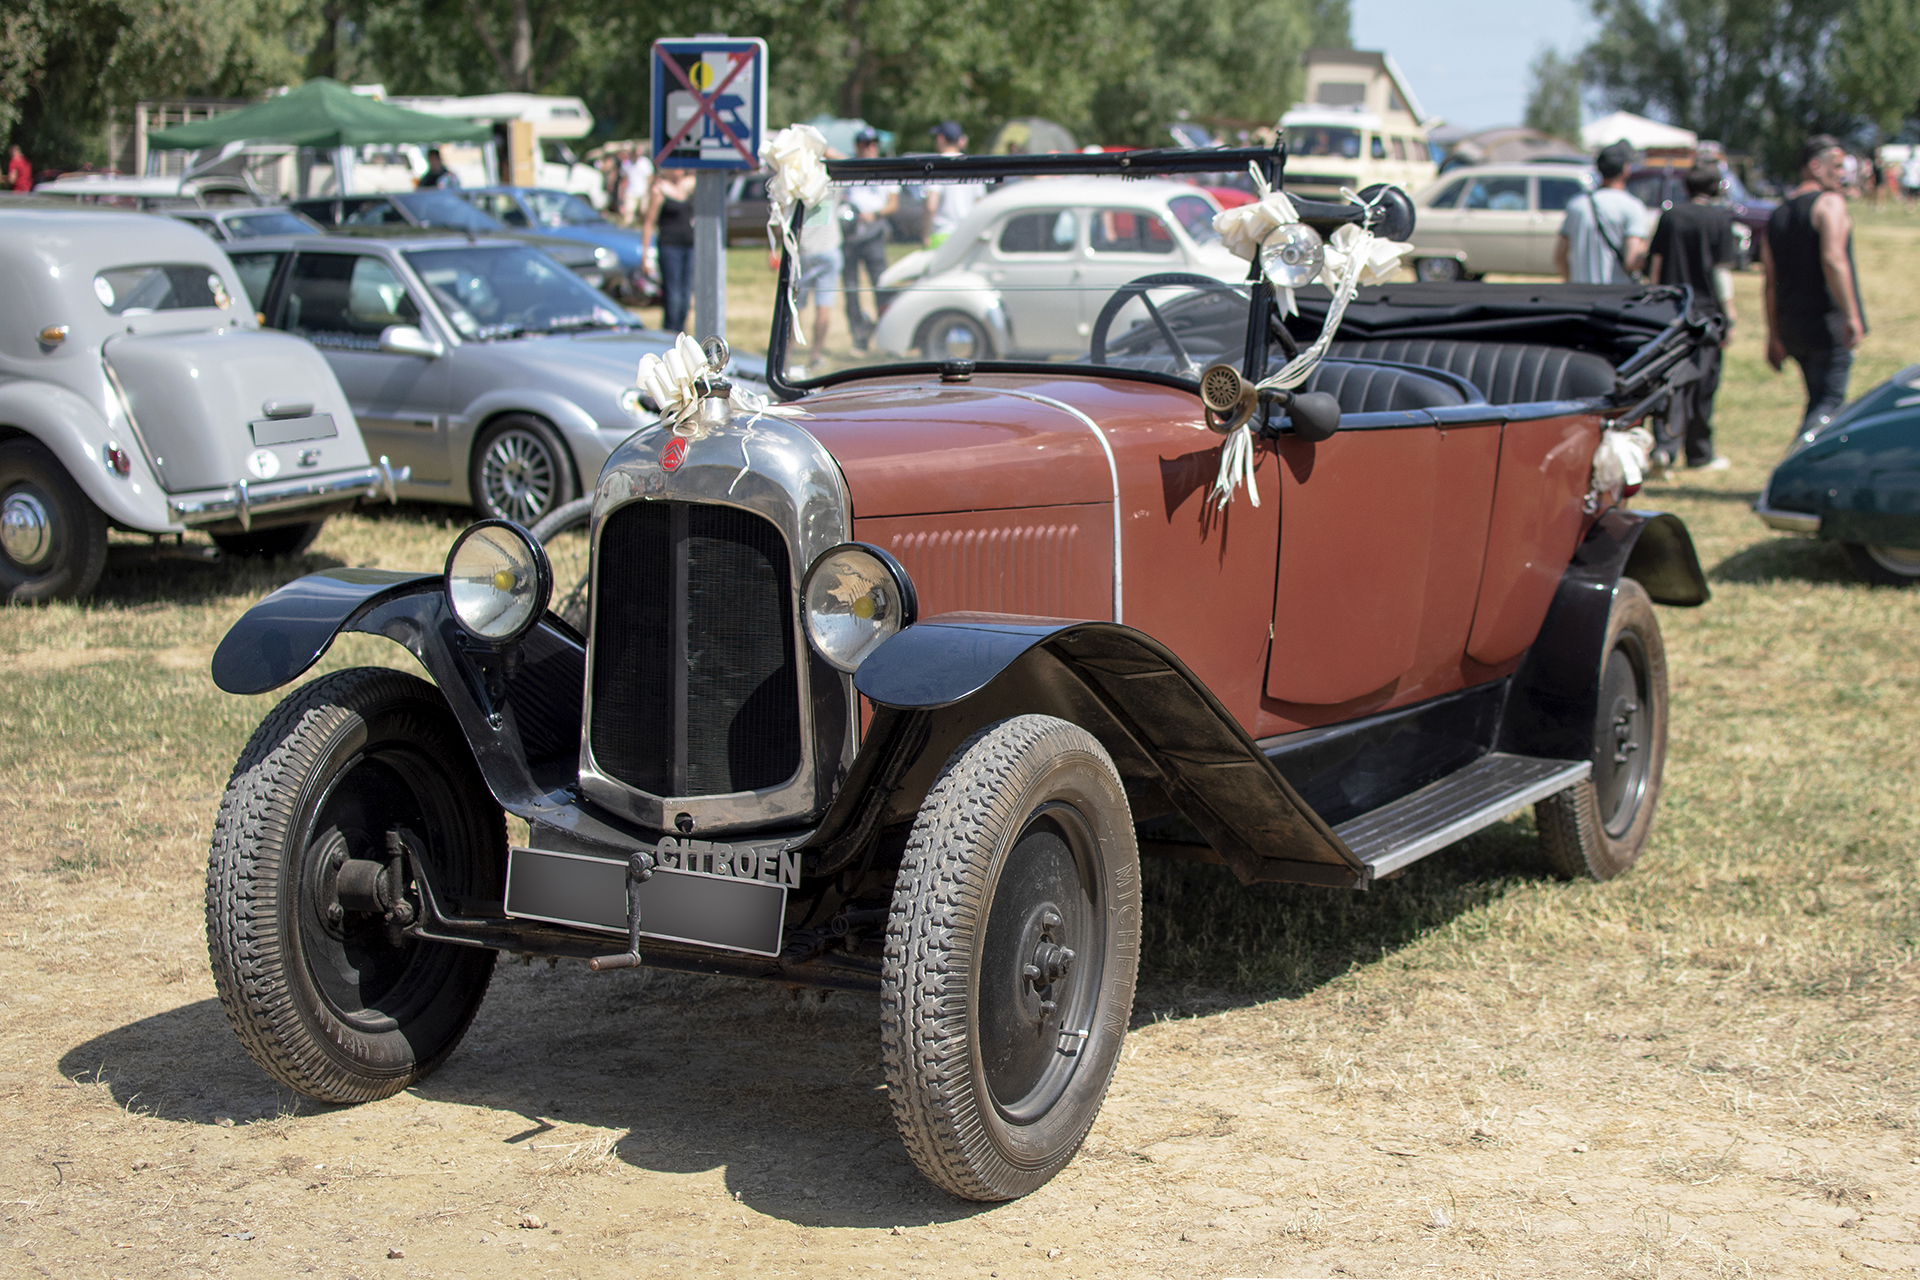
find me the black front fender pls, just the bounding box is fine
[838,614,1362,887]
[211,567,441,696]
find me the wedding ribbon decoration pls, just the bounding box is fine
[1591,424,1656,492]
[760,124,831,344]
[636,334,806,441]
[1207,172,1414,510]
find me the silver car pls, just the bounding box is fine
[0,208,395,600]
[1409,164,1597,279]
[229,233,727,523]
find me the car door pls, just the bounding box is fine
[980,208,1083,356]
[1454,173,1534,274]
[275,250,453,483]
[1532,174,1591,274]
[1411,175,1471,262]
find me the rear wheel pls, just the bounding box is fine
[1414,257,1464,282]
[470,414,575,525]
[0,439,108,602]
[916,310,993,361]
[882,715,1140,1201]
[206,668,500,1104]
[1842,542,1920,587]
[212,520,325,559]
[1536,578,1668,880]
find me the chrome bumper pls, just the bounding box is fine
[169,457,407,530]
[1754,498,1820,535]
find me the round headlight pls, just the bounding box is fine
[445,519,552,643]
[802,544,917,673]
[1259,222,1325,288]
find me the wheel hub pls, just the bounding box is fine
[1022,910,1076,1015]
[1,491,52,566]
[1609,696,1641,765]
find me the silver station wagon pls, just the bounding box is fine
[0,209,398,600]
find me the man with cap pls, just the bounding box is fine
[1556,141,1649,284]
[1764,134,1868,442]
[922,122,985,250]
[841,127,899,351]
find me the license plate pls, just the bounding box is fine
[504,846,787,957]
[249,413,337,447]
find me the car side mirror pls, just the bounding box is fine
[379,324,444,359]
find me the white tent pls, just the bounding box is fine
[1581,111,1697,152]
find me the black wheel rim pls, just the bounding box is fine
[479,427,559,524]
[297,748,467,1033]
[976,802,1105,1125]
[1592,633,1652,837]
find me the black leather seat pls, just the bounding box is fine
[1301,360,1470,414]
[1328,339,1616,404]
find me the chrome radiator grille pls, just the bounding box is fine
[587,500,802,799]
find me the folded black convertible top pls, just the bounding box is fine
[1290,282,1691,363]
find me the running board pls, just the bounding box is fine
[1333,752,1591,881]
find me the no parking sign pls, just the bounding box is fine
[650,38,768,170]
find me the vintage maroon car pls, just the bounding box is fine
[203,146,1713,1202]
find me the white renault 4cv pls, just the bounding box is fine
[0,207,401,600]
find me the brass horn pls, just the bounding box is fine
[1198,361,1258,435]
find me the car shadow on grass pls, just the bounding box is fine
[58,819,1552,1227]
[94,537,348,608]
[1637,484,1764,506]
[1710,535,1858,586]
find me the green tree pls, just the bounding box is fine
[1524,47,1583,142]
[1829,0,1920,138]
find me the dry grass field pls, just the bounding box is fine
[0,211,1916,1279]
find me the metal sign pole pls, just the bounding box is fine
[693,171,726,343]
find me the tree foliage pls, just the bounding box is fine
[1524,47,1583,143]
[5,0,1351,167]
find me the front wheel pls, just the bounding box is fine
[882,715,1140,1200]
[206,668,501,1104]
[470,414,575,525]
[1414,256,1464,282]
[916,310,993,361]
[1535,578,1668,880]
[1842,542,1920,587]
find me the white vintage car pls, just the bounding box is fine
[0,208,399,600]
[872,179,1239,360]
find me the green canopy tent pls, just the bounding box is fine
[146,77,492,196]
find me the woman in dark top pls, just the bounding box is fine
[1763,135,1868,440]
[642,169,699,333]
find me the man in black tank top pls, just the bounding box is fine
[1764,135,1868,442]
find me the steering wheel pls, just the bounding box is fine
[1089,272,1298,370]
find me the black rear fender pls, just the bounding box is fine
[807,615,1363,887]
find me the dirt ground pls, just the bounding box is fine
[5,221,1920,1278]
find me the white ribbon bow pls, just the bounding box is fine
[636,333,806,440]
[1592,424,1656,492]
[760,124,831,344]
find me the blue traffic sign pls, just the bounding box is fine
[650,38,768,170]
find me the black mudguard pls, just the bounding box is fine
[210,568,640,862]
[1499,506,1706,761]
[829,614,1363,888]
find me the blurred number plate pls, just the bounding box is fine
[249,413,337,447]
[504,847,786,957]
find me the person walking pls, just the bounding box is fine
[789,182,843,360]
[8,144,31,193]
[1763,135,1868,442]
[841,127,898,351]
[1555,141,1650,283]
[1647,163,1737,471]
[922,122,984,249]
[641,167,698,333]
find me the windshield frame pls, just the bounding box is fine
[765,144,1381,402]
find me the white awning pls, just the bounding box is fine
[1581,111,1697,152]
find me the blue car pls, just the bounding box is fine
[1756,364,1920,586]
[458,187,655,304]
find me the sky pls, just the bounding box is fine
[1351,0,1598,132]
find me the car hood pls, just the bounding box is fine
[799,381,1113,517]
[470,330,769,393]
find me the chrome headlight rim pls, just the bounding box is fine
[443,518,553,646]
[801,542,918,674]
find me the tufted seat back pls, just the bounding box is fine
[1328,339,1616,405]
[1300,360,1470,414]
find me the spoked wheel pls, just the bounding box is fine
[1536,579,1669,880]
[882,715,1140,1200]
[206,668,501,1104]
[1842,542,1920,588]
[528,495,594,633]
[471,414,575,525]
